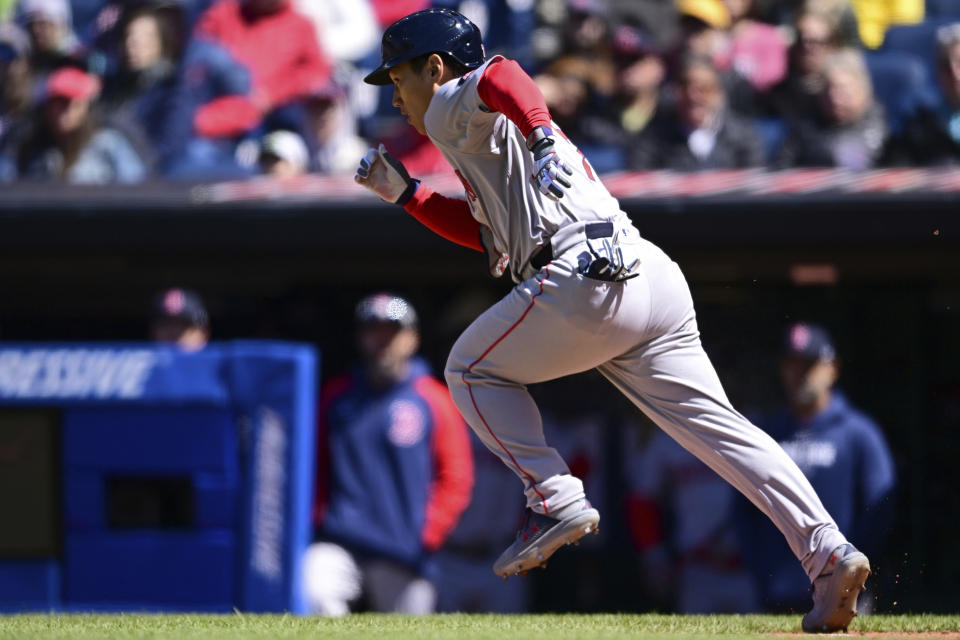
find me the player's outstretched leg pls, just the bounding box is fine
[802,544,871,633]
[492,499,599,578]
[594,237,866,631]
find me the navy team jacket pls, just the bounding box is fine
[312,357,473,571]
[738,391,897,608]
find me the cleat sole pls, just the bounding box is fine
[802,552,871,633]
[493,508,600,578]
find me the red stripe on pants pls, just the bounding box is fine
[462,268,551,513]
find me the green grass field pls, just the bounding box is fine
[1,613,958,640]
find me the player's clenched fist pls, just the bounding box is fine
[527,126,572,201]
[354,144,418,205]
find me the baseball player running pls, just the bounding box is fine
[354,9,869,632]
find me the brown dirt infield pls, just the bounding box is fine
[771,634,960,638]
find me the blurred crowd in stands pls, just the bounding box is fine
[0,0,959,184]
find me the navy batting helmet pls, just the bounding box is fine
[363,8,484,85]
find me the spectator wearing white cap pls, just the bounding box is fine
[16,0,83,75]
[257,129,308,178]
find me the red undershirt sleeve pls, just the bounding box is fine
[403,183,483,252]
[311,375,353,528]
[476,57,552,138]
[400,58,551,254]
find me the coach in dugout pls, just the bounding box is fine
[304,292,474,615]
[738,322,897,613]
[148,287,210,352]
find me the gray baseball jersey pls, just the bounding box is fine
[427,57,853,584]
[425,56,631,283]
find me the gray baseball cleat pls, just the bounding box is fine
[493,500,600,578]
[802,543,871,633]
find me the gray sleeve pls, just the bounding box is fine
[425,59,502,153]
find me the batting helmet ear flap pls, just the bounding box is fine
[364,8,485,85]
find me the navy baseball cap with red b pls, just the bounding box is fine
[355,293,418,329]
[151,287,209,328]
[783,322,836,361]
[364,8,484,85]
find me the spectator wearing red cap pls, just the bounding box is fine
[13,66,148,183]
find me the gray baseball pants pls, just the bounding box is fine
[444,231,848,581]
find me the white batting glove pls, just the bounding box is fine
[354,143,418,205]
[527,126,572,201]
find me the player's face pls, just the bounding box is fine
[389,61,436,135]
[780,355,837,409]
[357,321,419,383]
[150,319,209,352]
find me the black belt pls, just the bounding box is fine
[530,221,615,270]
